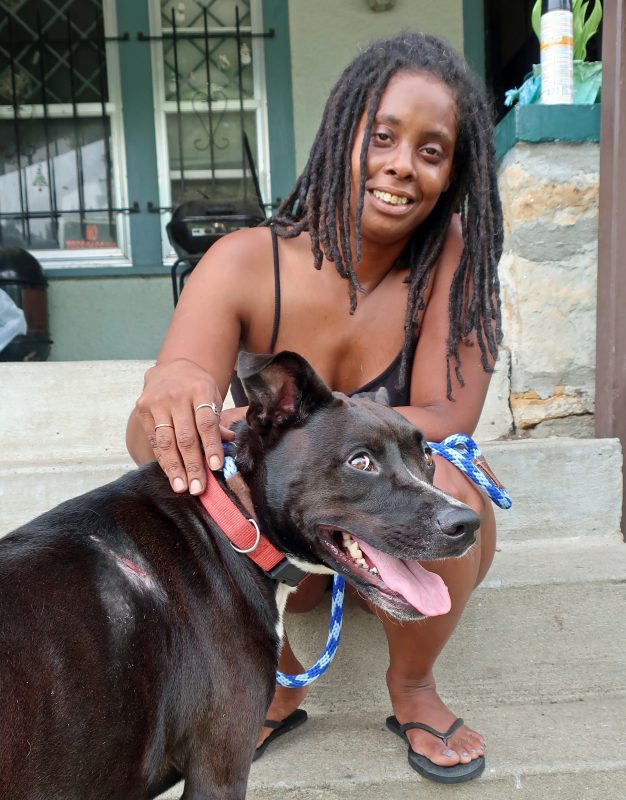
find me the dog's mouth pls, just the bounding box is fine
[316,525,451,618]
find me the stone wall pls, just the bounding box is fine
[494,141,600,439]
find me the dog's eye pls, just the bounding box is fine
[349,453,374,472]
[424,447,434,467]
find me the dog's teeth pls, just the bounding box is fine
[347,542,363,560]
[370,566,379,575]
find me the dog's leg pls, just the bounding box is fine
[180,738,254,800]
[180,677,270,800]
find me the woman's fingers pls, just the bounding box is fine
[135,361,234,494]
[144,403,194,493]
[193,400,224,475]
[171,404,207,494]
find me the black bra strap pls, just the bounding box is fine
[268,225,281,354]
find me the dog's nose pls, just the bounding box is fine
[437,506,480,540]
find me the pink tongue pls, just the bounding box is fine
[357,538,451,617]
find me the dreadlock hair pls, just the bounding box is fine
[267,31,503,398]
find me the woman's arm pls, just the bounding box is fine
[126,227,270,493]
[394,218,497,440]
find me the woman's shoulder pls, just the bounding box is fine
[198,224,273,271]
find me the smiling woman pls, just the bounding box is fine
[126,31,503,785]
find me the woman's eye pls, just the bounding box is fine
[374,132,391,143]
[424,448,434,467]
[349,453,374,471]
[422,146,442,159]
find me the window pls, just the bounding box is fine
[0,0,130,266]
[149,0,270,258]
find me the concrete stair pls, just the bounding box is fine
[1,361,625,799]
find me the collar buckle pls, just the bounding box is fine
[267,558,308,587]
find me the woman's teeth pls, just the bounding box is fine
[372,189,410,206]
[341,532,378,574]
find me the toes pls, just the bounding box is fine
[448,730,485,762]
[408,733,461,767]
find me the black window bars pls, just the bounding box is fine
[0,4,135,250]
[0,2,274,252]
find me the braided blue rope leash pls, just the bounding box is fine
[222,434,510,689]
[276,575,345,688]
[428,434,512,510]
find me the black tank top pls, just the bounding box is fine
[229,227,414,408]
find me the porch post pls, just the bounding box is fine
[595,0,626,535]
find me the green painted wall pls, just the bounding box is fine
[47,277,172,361]
[287,0,464,171]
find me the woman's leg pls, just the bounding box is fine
[384,455,496,768]
[257,574,329,748]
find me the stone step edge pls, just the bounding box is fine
[482,535,626,588]
[1,434,621,465]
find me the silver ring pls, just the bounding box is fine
[230,518,261,554]
[154,423,174,430]
[195,402,220,416]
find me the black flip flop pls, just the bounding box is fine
[386,715,485,784]
[253,709,308,761]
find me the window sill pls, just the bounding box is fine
[35,249,133,271]
[495,104,601,161]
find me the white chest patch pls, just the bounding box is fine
[274,582,296,642]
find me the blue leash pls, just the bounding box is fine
[429,434,513,510]
[223,434,511,688]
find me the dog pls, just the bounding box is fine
[0,350,479,799]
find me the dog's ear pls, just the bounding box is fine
[237,350,336,441]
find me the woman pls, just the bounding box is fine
[126,32,503,784]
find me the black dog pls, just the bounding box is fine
[0,351,479,800]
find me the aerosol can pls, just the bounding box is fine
[540,0,574,104]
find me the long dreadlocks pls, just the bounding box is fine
[268,32,503,399]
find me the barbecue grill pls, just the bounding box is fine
[167,196,264,304]
[167,133,266,305]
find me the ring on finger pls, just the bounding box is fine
[154,423,175,431]
[195,402,220,416]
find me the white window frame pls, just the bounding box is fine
[0,0,132,269]
[148,0,271,262]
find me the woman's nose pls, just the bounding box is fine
[384,145,415,180]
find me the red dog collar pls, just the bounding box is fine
[198,467,306,587]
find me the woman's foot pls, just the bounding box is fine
[386,669,485,768]
[256,650,308,749]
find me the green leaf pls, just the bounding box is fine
[573,2,587,59]
[582,0,603,43]
[531,0,541,41]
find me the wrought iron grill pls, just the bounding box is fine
[152,0,264,209]
[0,0,129,251]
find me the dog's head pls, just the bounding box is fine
[235,351,479,621]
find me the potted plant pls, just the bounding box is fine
[505,0,602,107]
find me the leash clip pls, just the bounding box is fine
[230,518,261,554]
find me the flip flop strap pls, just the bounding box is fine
[262,719,283,730]
[400,717,464,746]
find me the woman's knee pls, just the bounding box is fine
[432,455,485,514]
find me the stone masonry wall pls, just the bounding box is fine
[495,141,599,438]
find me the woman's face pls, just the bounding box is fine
[350,70,458,248]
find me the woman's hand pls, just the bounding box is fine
[132,358,236,495]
